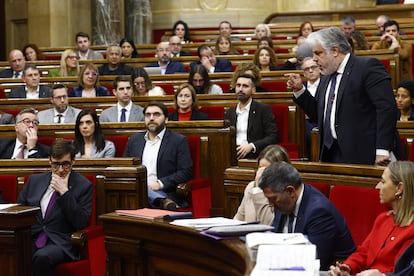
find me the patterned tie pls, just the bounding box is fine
[57,114,63,123]
[323,72,338,149]
[13,72,20,78]
[120,108,127,122]
[16,144,25,159]
[35,191,58,248]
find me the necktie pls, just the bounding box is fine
[13,72,20,78]
[278,214,287,232]
[323,72,338,149]
[16,144,25,159]
[288,214,295,233]
[57,114,63,123]
[120,108,127,122]
[35,191,58,248]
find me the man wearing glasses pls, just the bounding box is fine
[0,107,49,158]
[17,139,92,275]
[38,84,81,124]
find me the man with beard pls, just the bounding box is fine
[38,84,81,124]
[123,101,192,210]
[146,42,186,74]
[286,27,397,165]
[224,74,278,159]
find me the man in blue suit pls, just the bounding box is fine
[190,44,233,73]
[146,42,186,74]
[259,161,356,271]
[123,101,192,210]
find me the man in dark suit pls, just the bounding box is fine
[190,44,233,72]
[287,27,397,165]
[146,42,186,74]
[9,64,52,98]
[17,140,92,276]
[0,49,26,78]
[225,74,278,159]
[124,101,192,210]
[259,161,356,271]
[0,107,49,159]
[98,45,133,76]
[169,35,192,57]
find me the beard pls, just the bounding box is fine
[237,92,250,104]
[194,85,204,94]
[146,122,166,135]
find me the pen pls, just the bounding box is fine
[283,234,299,241]
[269,266,305,271]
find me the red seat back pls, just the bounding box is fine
[186,135,201,178]
[261,81,287,92]
[0,176,18,203]
[106,135,129,157]
[199,105,225,120]
[270,104,289,144]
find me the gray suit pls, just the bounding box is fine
[99,103,144,122]
[78,50,103,60]
[9,86,52,98]
[38,106,82,124]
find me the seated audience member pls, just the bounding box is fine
[131,67,165,96]
[372,20,412,81]
[98,45,133,76]
[298,21,314,38]
[75,31,103,60]
[329,161,414,275]
[376,14,391,36]
[259,161,356,271]
[119,37,142,58]
[218,20,241,42]
[74,109,115,158]
[349,30,369,51]
[48,49,80,77]
[168,83,209,121]
[190,44,232,73]
[213,35,239,55]
[0,108,49,159]
[283,42,314,70]
[146,42,186,74]
[9,64,52,98]
[188,64,223,94]
[124,101,193,210]
[100,75,144,123]
[172,20,191,43]
[17,139,92,275]
[234,145,291,225]
[291,35,307,54]
[389,241,414,276]
[0,111,15,124]
[230,63,267,92]
[395,80,414,121]
[0,49,26,78]
[257,36,274,50]
[254,24,271,40]
[38,84,81,124]
[169,35,191,57]
[225,74,278,159]
[253,46,279,71]
[341,16,356,38]
[70,63,110,97]
[22,43,45,61]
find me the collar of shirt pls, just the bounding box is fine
[78,50,89,60]
[144,127,166,143]
[236,98,252,115]
[117,101,132,112]
[337,53,351,75]
[54,107,68,117]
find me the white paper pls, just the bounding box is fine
[0,204,19,211]
[170,217,246,230]
[246,233,310,250]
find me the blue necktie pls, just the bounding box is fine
[323,72,338,149]
[288,214,295,233]
[13,72,20,78]
[120,108,127,122]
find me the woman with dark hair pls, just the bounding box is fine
[188,64,222,94]
[119,38,142,58]
[168,83,209,121]
[22,43,45,61]
[396,80,414,121]
[131,67,164,96]
[257,36,274,50]
[172,20,191,43]
[253,46,279,71]
[73,109,115,158]
[69,63,110,97]
[350,30,369,50]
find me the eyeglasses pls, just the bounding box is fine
[18,118,39,126]
[144,112,162,118]
[67,56,79,60]
[50,161,73,170]
[53,95,68,100]
[303,65,319,73]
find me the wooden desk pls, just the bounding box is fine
[100,212,252,276]
[0,205,40,276]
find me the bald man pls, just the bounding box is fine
[0,49,26,78]
[146,42,186,74]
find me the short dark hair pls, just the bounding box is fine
[75,32,90,41]
[51,84,68,97]
[258,161,302,192]
[49,140,76,160]
[113,75,132,90]
[22,64,38,76]
[143,101,168,117]
[197,44,212,58]
[384,20,400,31]
[237,74,257,88]
[219,20,232,28]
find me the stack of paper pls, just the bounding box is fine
[170,217,246,231]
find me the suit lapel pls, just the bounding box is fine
[336,55,354,109]
[247,100,256,133]
[317,76,330,127]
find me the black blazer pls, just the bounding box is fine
[146,61,186,74]
[9,85,52,98]
[168,109,209,121]
[0,68,14,78]
[391,241,414,275]
[190,58,233,72]
[225,100,279,158]
[0,138,49,158]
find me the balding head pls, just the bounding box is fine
[8,49,26,73]
[169,36,182,55]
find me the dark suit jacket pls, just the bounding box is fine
[146,61,186,74]
[168,109,209,121]
[225,100,278,158]
[123,129,192,193]
[190,58,233,72]
[9,85,52,98]
[69,85,110,97]
[272,184,356,270]
[0,138,49,158]
[294,54,396,164]
[391,241,414,275]
[0,68,14,78]
[98,63,133,76]
[17,171,92,260]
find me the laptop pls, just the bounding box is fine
[144,67,162,75]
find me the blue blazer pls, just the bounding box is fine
[397,106,414,121]
[146,61,186,74]
[190,58,233,72]
[69,85,110,97]
[272,184,356,270]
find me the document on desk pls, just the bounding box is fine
[0,203,19,211]
[246,233,310,249]
[170,217,246,231]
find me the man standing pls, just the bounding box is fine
[169,35,191,57]
[0,49,26,78]
[9,64,52,98]
[124,101,192,210]
[286,27,397,165]
[0,108,49,158]
[18,140,92,276]
[38,84,81,124]
[75,32,103,60]
[259,161,355,271]
[225,74,278,159]
[190,44,233,73]
[98,45,133,76]
[99,76,144,122]
[146,42,186,74]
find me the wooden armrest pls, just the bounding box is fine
[71,230,87,249]
[176,182,191,200]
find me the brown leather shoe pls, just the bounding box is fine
[162,198,178,211]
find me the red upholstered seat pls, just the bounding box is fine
[0,175,17,203]
[158,83,175,95]
[199,105,225,120]
[261,81,287,92]
[106,135,129,157]
[38,137,56,147]
[329,185,389,246]
[308,182,331,197]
